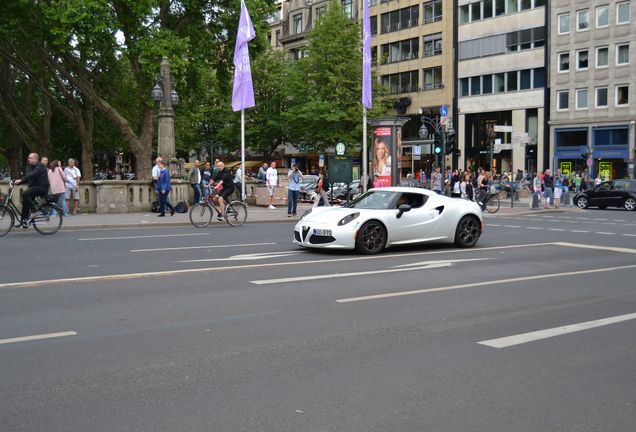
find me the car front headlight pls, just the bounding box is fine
[337,212,360,226]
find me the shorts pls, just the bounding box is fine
[66,186,80,200]
[220,188,234,200]
[267,185,276,196]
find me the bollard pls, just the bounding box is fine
[531,192,540,210]
[563,190,571,206]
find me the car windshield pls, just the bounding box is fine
[346,190,399,209]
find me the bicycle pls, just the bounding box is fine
[189,188,247,228]
[0,180,64,236]
[477,187,500,214]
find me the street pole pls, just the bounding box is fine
[362,106,368,192]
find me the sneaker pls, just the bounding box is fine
[217,215,224,221]
[158,213,165,217]
[170,208,175,216]
[268,205,275,210]
[287,214,292,217]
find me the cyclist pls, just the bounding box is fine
[212,161,234,221]
[476,169,487,205]
[14,153,50,228]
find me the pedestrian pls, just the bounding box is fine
[201,161,213,200]
[14,153,49,228]
[156,160,175,217]
[460,173,474,201]
[553,175,562,209]
[574,173,582,193]
[287,163,303,217]
[188,160,202,204]
[450,170,461,198]
[313,171,331,208]
[266,161,278,210]
[430,167,443,194]
[257,163,268,183]
[46,158,68,214]
[543,169,554,209]
[64,158,81,215]
[234,165,243,200]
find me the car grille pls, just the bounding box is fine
[302,226,310,242]
[294,230,301,242]
[309,235,336,244]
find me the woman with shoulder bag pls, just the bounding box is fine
[46,158,68,215]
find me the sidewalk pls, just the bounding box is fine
[58,197,582,231]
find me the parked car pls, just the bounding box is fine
[331,181,360,202]
[573,180,636,211]
[299,175,319,202]
[293,187,483,254]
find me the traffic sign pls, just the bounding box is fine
[319,154,325,167]
[413,145,422,156]
[440,105,448,118]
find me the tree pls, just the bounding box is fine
[286,1,385,154]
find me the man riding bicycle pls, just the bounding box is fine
[14,153,50,228]
[210,161,235,221]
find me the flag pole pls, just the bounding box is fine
[362,106,368,192]
[241,109,246,202]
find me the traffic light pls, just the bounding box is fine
[446,129,456,155]
[433,132,443,155]
[453,148,461,157]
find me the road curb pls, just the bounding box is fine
[59,218,297,231]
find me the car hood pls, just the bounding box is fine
[301,207,371,224]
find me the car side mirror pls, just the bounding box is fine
[396,203,411,218]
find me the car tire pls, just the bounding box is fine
[454,215,481,248]
[575,196,588,209]
[624,197,636,211]
[355,220,387,255]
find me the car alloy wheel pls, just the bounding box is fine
[624,197,636,211]
[355,220,386,255]
[576,196,588,209]
[454,215,481,248]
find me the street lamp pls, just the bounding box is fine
[152,57,180,174]
[419,115,447,168]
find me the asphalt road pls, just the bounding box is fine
[1,209,636,432]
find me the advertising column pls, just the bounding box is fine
[369,117,410,187]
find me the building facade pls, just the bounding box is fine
[549,0,635,180]
[457,0,547,175]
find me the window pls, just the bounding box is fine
[596,46,608,68]
[576,89,588,110]
[381,71,419,94]
[381,6,418,33]
[617,2,630,25]
[596,87,608,108]
[460,78,469,96]
[342,0,353,19]
[370,15,377,35]
[506,71,517,91]
[423,66,442,90]
[471,2,481,22]
[507,27,544,52]
[495,0,505,16]
[520,69,531,90]
[293,14,302,34]
[616,44,630,65]
[423,33,442,57]
[616,85,629,106]
[316,6,327,21]
[484,0,493,18]
[576,50,588,70]
[507,0,518,13]
[275,30,280,47]
[471,76,481,95]
[596,5,609,27]
[558,13,570,34]
[557,91,569,110]
[577,10,589,31]
[483,75,493,94]
[381,38,419,64]
[459,5,469,24]
[520,0,531,11]
[533,67,545,88]
[424,0,442,24]
[494,73,505,93]
[558,52,570,72]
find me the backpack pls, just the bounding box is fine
[151,200,160,213]
[322,177,330,192]
[175,201,188,213]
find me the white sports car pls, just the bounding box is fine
[293,187,483,254]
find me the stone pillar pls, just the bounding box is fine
[512,109,525,174]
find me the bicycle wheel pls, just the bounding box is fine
[0,204,15,236]
[485,194,500,214]
[189,202,213,228]
[32,203,63,235]
[224,201,247,227]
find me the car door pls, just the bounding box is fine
[609,180,628,207]
[588,182,612,206]
[388,192,438,244]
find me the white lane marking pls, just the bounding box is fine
[182,251,301,262]
[336,264,636,303]
[0,243,555,290]
[478,312,636,349]
[488,224,502,227]
[547,228,565,231]
[593,218,608,221]
[251,262,452,285]
[0,331,77,345]
[503,225,521,228]
[525,227,543,230]
[393,258,491,268]
[570,230,589,233]
[131,242,276,253]
[595,232,615,235]
[553,242,636,254]
[79,233,208,241]
[602,222,618,225]
[623,234,636,237]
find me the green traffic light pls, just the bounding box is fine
[434,146,442,154]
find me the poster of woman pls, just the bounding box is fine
[373,127,393,187]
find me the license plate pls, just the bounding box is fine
[313,229,332,236]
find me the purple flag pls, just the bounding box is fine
[232,0,256,112]
[362,0,372,109]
